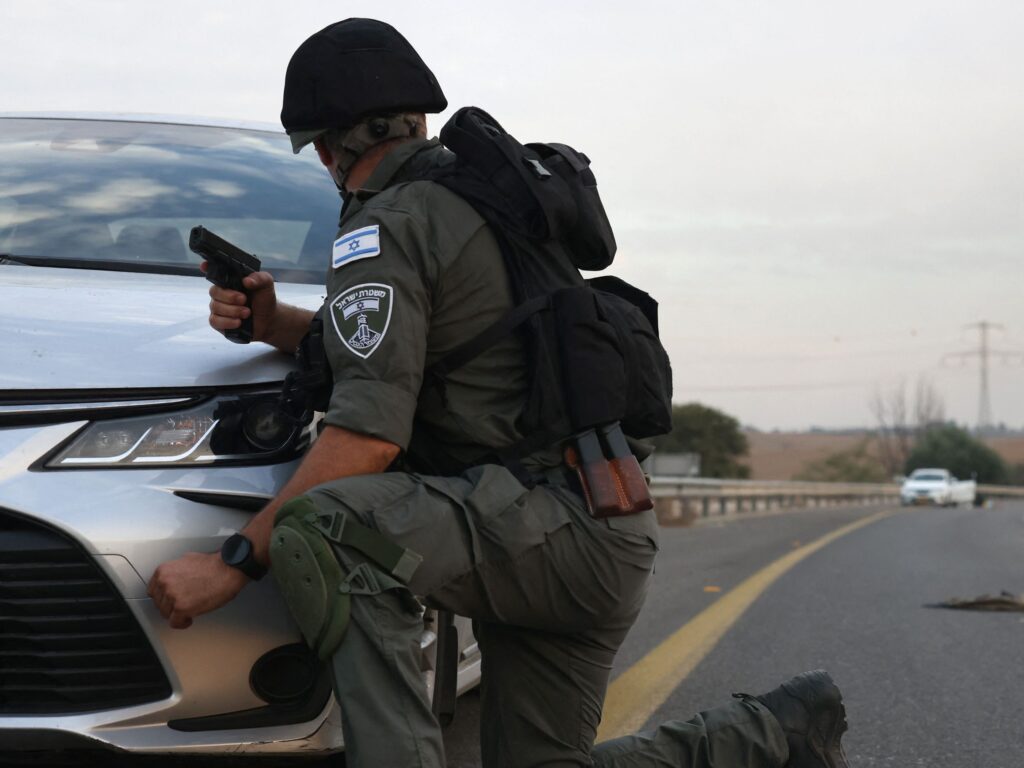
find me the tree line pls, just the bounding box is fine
[651,387,1018,484]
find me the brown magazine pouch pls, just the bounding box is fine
[565,424,652,518]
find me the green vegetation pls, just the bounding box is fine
[794,440,889,483]
[904,424,1008,484]
[650,403,750,478]
[793,424,1017,485]
[1008,463,1024,485]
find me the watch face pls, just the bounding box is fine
[221,534,251,567]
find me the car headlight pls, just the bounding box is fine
[46,394,307,469]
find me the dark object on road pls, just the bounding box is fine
[928,591,1024,611]
[736,669,850,768]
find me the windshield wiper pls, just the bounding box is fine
[0,254,29,265]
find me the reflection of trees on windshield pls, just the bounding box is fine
[0,119,338,283]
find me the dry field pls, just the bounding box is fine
[986,435,1024,466]
[744,431,1024,480]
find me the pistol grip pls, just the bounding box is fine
[206,265,253,344]
[225,303,254,344]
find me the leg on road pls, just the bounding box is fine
[592,696,788,768]
[590,670,852,768]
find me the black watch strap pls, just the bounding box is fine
[220,533,268,581]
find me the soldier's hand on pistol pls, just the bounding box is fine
[202,263,278,343]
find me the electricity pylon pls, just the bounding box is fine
[943,321,1024,431]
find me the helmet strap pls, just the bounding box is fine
[330,114,422,188]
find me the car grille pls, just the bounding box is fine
[0,510,171,714]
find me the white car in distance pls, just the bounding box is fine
[900,468,976,507]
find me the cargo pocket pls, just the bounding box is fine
[458,464,573,562]
[604,508,660,552]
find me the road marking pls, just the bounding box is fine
[597,508,898,741]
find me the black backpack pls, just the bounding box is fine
[415,107,673,471]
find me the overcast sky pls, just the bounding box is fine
[2,0,1022,430]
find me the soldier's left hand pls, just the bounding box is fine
[147,552,249,629]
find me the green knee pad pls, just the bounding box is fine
[270,495,423,661]
[271,497,350,660]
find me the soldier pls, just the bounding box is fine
[148,18,851,768]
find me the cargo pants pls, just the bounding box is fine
[295,464,789,768]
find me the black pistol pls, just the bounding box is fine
[188,226,261,344]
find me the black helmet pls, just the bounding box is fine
[281,18,447,153]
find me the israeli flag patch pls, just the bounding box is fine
[332,225,381,270]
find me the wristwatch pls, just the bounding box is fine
[220,533,267,581]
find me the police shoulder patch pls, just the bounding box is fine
[332,225,381,270]
[329,283,394,359]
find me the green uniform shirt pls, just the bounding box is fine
[321,138,552,471]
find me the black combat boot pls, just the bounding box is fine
[740,670,850,768]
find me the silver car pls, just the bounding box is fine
[0,115,480,759]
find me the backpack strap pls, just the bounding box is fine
[542,143,590,172]
[425,294,550,385]
[420,294,562,483]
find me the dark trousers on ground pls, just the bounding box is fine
[297,464,788,767]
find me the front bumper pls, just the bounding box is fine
[0,421,342,755]
[901,491,947,506]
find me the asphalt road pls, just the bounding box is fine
[661,502,1024,767]
[13,501,1024,767]
[445,501,1024,767]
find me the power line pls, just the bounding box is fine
[942,321,1024,430]
[683,380,870,393]
[691,342,952,364]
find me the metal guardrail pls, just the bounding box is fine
[977,484,1024,498]
[649,476,899,524]
[650,476,1024,525]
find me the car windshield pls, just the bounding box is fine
[910,472,946,481]
[0,117,339,284]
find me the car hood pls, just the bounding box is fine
[0,265,325,391]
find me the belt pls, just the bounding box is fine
[539,464,586,500]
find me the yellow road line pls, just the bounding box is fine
[597,508,898,741]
